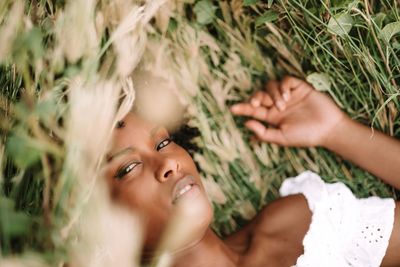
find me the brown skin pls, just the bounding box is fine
[231,76,400,266]
[105,114,213,256]
[105,76,400,266]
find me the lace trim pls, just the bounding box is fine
[279,171,395,267]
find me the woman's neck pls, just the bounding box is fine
[171,228,240,267]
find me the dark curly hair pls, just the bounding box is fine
[171,124,200,157]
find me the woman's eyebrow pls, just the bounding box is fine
[106,125,164,163]
[150,126,163,137]
[107,147,136,163]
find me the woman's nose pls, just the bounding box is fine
[155,156,180,182]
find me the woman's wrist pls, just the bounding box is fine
[320,115,354,151]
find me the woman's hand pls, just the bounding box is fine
[230,76,346,147]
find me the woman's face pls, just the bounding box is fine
[105,112,212,253]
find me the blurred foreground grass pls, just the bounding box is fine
[0,0,399,266]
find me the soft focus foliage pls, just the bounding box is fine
[0,0,399,266]
[0,0,157,265]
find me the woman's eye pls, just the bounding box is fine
[156,138,172,151]
[114,162,140,179]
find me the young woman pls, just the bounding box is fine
[104,76,400,267]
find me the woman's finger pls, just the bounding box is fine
[230,103,254,116]
[265,80,286,111]
[250,91,263,108]
[250,91,274,108]
[230,103,270,121]
[279,78,292,102]
[244,120,287,145]
[280,76,312,97]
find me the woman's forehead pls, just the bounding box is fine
[121,112,156,132]
[112,113,165,144]
[107,113,163,160]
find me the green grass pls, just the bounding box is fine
[0,0,399,265]
[159,0,400,235]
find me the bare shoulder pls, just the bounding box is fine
[381,201,400,267]
[254,194,312,238]
[224,194,312,253]
[232,194,312,267]
[248,194,312,266]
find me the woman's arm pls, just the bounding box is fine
[231,76,400,190]
[231,76,400,265]
[323,117,400,189]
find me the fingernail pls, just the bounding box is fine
[282,92,290,102]
[276,100,285,111]
[251,98,260,107]
[230,105,238,112]
[244,121,253,129]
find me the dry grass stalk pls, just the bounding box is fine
[0,1,23,62]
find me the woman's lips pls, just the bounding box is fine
[172,175,200,204]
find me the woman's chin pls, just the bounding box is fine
[160,192,213,252]
[174,186,212,221]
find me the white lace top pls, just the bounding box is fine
[279,171,395,267]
